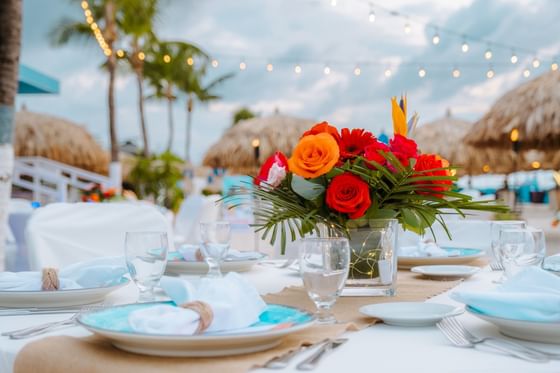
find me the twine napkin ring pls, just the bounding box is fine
[180,301,214,334]
[41,268,60,291]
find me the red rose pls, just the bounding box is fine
[326,172,371,219]
[413,154,453,198]
[339,128,376,159]
[389,134,418,167]
[364,140,390,168]
[302,121,341,143]
[255,151,289,187]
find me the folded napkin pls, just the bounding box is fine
[177,245,262,262]
[399,240,458,257]
[451,267,560,322]
[543,254,560,273]
[0,257,127,291]
[128,272,267,335]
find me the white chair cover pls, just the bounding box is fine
[174,195,221,244]
[26,202,173,269]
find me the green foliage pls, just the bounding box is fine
[225,153,509,254]
[128,151,185,212]
[232,107,257,125]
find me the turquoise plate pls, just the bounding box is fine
[398,247,485,269]
[78,302,315,357]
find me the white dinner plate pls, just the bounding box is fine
[165,252,267,275]
[398,248,485,269]
[466,306,560,344]
[411,265,480,280]
[360,302,464,327]
[0,278,129,308]
[78,302,315,357]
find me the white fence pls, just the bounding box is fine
[12,157,111,203]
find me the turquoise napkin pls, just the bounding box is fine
[451,267,560,322]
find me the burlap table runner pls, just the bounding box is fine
[14,271,462,373]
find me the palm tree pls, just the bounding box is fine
[0,0,22,270]
[118,0,158,157]
[143,40,208,152]
[176,65,233,162]
[51,0,120,178]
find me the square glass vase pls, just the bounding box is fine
[341,219,398,297]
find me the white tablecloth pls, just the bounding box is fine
[1,265,559,372]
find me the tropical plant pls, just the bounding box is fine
[127,151,185,211]
[51,0,120,164]
[118,0,158,157]
[175,64,234,162]
[226,97,508,254]
[232,107,257,125]
[143,39,208,151]
[0,0,22,270]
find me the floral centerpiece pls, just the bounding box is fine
[81,183,118,202]
[227,96,506,289]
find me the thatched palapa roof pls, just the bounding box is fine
[464,70,560,149]
[412,112,516,175]
[15,110,109,174]
[203,114,315,174]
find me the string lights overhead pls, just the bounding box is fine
[81,0,112,57]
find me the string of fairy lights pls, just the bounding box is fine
[80,0,559,80]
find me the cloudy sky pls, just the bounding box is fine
[17,0,560,164]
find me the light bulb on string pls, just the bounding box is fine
[523,68,531,78]
[461,38,469,53]
[510,51,518,64]
[452,67,461,78]
[323,65,331,75]
[353,65,361,76]
[116,49,124,58]
[486,66,494,79]
[404,19,411,34]
[81,1,88,9]
[552,60,559,71]
[211,59,219,68]
[418,67,426,78]
[484,47,492,60]
[163,54,171,63]
[384,68,392,77]
[294,64,302,74]
[266,63,273,72]
[138,52,145,61]
[432,28,440,45]
[239,61,247,71]
[532,57,540,68]
[84,9,91,17]
[368,8,375,23]
[186,57,194,66]
[330,0,336,6]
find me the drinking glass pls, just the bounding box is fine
[200,221,231,277]
[499,228,534,279]
[299,237,350,324]
[125,231,169,302]
[490,220,526,263]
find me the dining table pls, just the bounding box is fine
[1,263,559,373]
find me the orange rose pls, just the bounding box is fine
[288,133,340,178]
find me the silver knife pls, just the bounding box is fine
[296,338,348,371]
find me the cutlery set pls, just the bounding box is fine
[263,338,348,370]
[437,317,560,363]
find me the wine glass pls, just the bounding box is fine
[299,237,350,324]
[125,231,169,302]
[499,228,533,279]
[490,220,526,263]
[200,221,231,277]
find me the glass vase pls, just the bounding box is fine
[341,219,398,296]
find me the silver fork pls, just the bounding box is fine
[260,259,296,269]
[2,305,106,339]
[263,340,326,369]
[296,338,348,370]
[489,262,504,271]
[437,318,550,362]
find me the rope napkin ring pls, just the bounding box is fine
[195,249,204,262]
[180,301,214,334]
[41,268,60,291]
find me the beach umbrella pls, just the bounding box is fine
[203,114,315,175]
[464,70,560,150]
[412,111,516,175]
[14,110,109,174]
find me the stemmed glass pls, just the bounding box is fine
[491,221,526,282]
[200,221,231,277]
[499,228,533,279]
[299,237,350,324]
[125,231,169,302]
